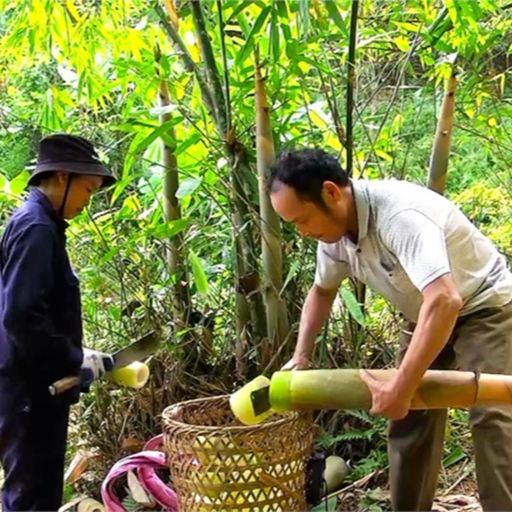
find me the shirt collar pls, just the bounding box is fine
[27,188,69,232]
[350,179,370,245]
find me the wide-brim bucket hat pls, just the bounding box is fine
[28,133,116,188]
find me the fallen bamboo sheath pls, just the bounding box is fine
[269,369,512,413]
[77,498,105,512]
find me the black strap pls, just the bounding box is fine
[473,369,481,406]
[58,174,73,218]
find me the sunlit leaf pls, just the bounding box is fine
[150,219,188,239]
[394,35,410,52]
[176,177,203,199]
[9,171,29,196]
[189,250,209,295]
[324,1,348,35]
[235,5,271,65]
[340,286,365,327]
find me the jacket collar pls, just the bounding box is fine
[27,188,68,232]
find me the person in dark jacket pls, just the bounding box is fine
[0,134,116,511]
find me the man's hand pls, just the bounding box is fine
[360,370,413,420]
[281,354,311,371]
[80,348,114,392]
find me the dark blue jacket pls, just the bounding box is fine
[0,188,83,402]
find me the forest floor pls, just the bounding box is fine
[331,461,480,511]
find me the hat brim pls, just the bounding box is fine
[29,161,117,188]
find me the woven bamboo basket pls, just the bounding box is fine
[162,395,314,511]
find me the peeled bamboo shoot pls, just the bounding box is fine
[323,456,349,495]
[109,361,150,389]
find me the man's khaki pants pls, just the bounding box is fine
[389,301,512,511]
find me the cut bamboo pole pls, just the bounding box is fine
[269,369,512,413]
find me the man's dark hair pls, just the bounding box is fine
[267,148,349,207]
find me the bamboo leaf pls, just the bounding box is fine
[325,1,348,35]
[236,11,251,36]
[189,250,209,295]
[443,446,466,468]
[375,149,393,162]
[176,176,202,199]
[132,119,181,156]
[298,0,310,38]
[65,0,81,22]
[110,177,131,205]
[394,35,410,52]
[276,0,288,18]
[340,286,365,326]
[150,219,188,239]
[281,260,299,293]
[235,5,271,66]
[227,0,258,21]
[313,497,337,512]
[271,7,280,62]
[176,132,202,156]
[9,171,29,195]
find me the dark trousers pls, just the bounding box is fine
[389,302,512,511]
[0,383,69,512]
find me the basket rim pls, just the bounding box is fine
[162,394,306,433]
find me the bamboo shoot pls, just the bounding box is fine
[428,73,457,194]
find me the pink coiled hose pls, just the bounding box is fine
[101,435,178,511]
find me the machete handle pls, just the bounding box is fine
[48,375,81,396]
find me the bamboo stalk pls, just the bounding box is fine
[154,2,216,122]
[344,0,368,344]
[189,0,228,135]
[255,57,289,362]
[162,0,179,30]
[269,369,512,412]
[216,0,231,134]
[187,0,266,349]
[317,65,346,147]
[427,72,457,194]
[159,0,266,356]
[346,0,359,177]
[157,75,190,324]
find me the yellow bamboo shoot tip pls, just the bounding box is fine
[230,375,273,425]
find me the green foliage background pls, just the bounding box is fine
[0,0,511,505]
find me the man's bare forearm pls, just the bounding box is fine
[294,284,337,360]
[395,281,463,398]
